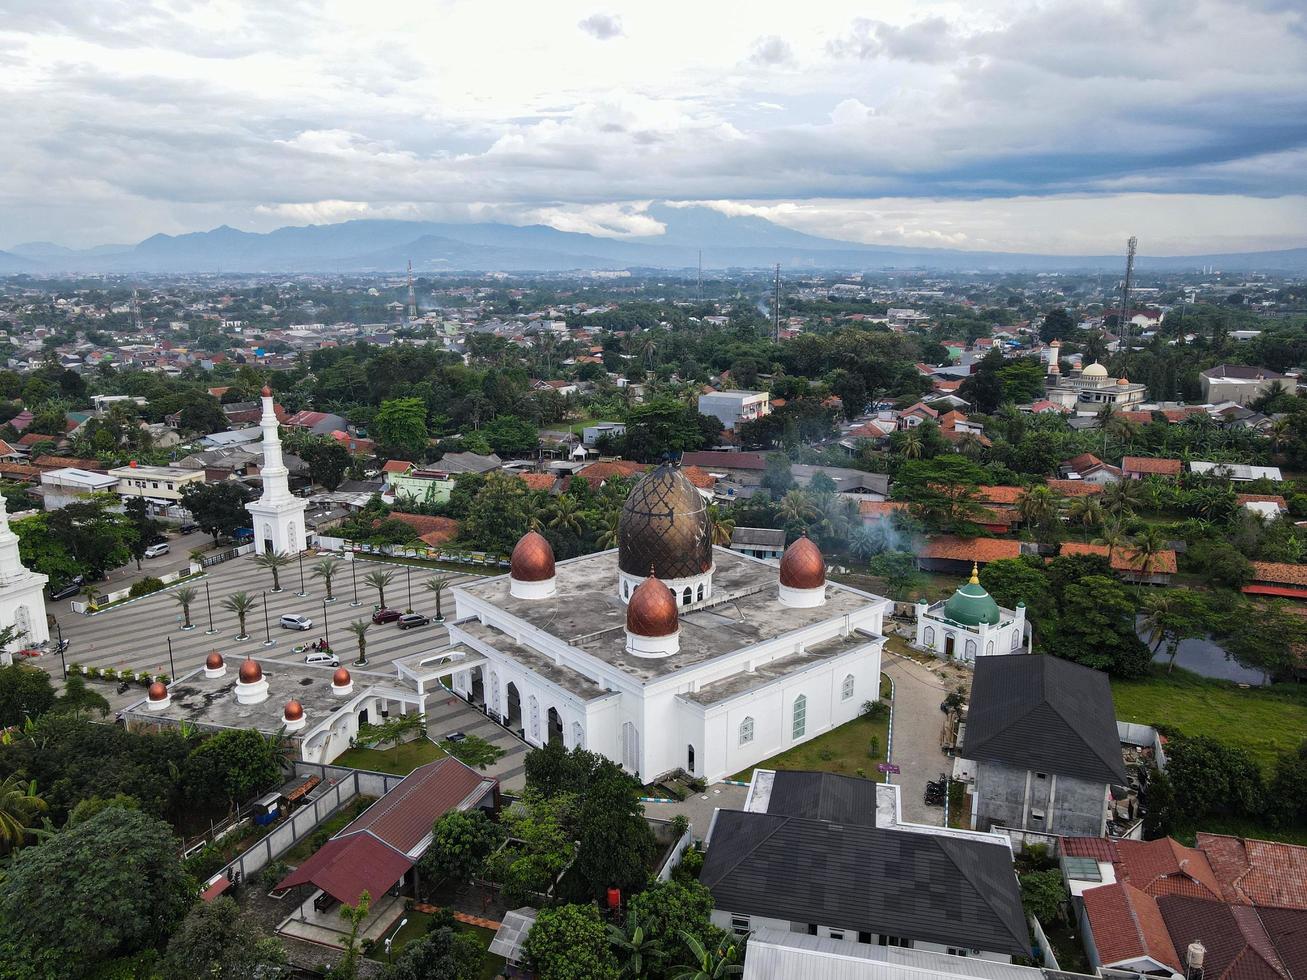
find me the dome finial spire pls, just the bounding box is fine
[970,562,980,585]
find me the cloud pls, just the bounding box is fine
[827,16,956,63]
[578,12,624,41]
[747,35,795,67]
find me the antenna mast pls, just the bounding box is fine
[1118,236,1136,347]
[406,259,417,320]
[773,263,781,342]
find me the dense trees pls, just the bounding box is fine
[181,481,255,544]
[181,728,283,813]
[524,903,618,980]
[161,897,289,980]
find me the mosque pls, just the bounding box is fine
[443,463,891,783]
[1043,343,1148,415]
[914,566,1028,663]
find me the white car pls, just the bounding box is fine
[304,650,339,667]
[143,542,170,558]
[279,614,313,631]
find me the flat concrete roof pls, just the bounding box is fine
[457,548,883,683]
[680,632,875,706]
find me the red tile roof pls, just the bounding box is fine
[386,512,460,545]
[0,463,43,482]
[277,829,414,907]
[977,485,1024,505]
[1198,834,1307,909]
[1122,456,1183,476]
[0,439,17,456]
[1047,479,1104,497]
[859,500,909,518]
[1156,895,1291,980]
[1060,541,1178,575]
[516,473,558,492]
[680,465,717,490]
[1248,562,1307,588]
[381,460,414,474]
[1114,838,1224,901]
[921,536,1021,563]
[32,455,106,472]
[1062,836,1120,861]
[577,459,648,486]
[16,432,56,447]
[1064,452,1105,473]
[1084,882,1182,972]
[1236,494,1288,509]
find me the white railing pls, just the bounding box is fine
[78,562,205,613]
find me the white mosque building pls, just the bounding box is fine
[1044,349,1148,416]
[0,492,48,663]
[442,463,891,783]
[245,385,307,556]
[914,566,1028,663]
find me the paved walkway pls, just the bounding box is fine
[882,653,969,826]
[421,689,530,792]
[640,782,749,839]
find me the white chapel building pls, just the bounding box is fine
[914,566,1028,663]
[245,386,307,556]
[443,463,891,783]
[0,493,48,663]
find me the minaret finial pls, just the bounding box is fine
[970,562,980,585]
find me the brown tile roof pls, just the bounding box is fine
[1236,494,1288,509]
[940,427,992,448]
[385,512,460,545]
[1062,836,1120,861]
[1122,456,1183,476]
[577,459,648,486]
[0,439,17,456]
[515,473,558,492]
[680,450,767,470]
[1064,453,1105,472]
[859,500,909,518]
[679,465,717,490]
[1114,838,1224,901]
[1249,562,1307,588]
[1198,834,1307,909]
[0,463,43,482]
[921,536,1021,563]
[1084,882,1182,972]
[1156,895,1291,980]
[1060,541,1178,575]
[977,485,1024,505]
[381,459,414,474]
[16,432,56,447]
[1047,479,1104,496]
[32,455,106,472]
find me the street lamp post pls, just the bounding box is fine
[262,592,274,647]
[166,636,176,682]
[296,551,307,598]
[52,619,66,679]
[322,598,330,653]
[204,581,216,635]
[350,548,360,607]
[386,918,407,964]
[406,567,412,613]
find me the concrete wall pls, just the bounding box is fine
[974,762,1107,838]
[710,910,1012,961]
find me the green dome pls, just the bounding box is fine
[943,567,1001,627]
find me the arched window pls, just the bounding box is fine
[923,626,935,647]
[842,674,855,701]
[623,581,630,599]
[697,583,704,601]
[683,587,692,606]
[986,641,995,656]
[571,721,584,749]
[964,639,977,659]
[792,695,807,739]
[739,716,754,745]
[622,722,640,773]
[1011,630,1021,650]
[529,695,540,741]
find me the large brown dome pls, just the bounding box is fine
[510,530,555,582]
[238,657,263,683]
[780,535,826,590]
[618,463,712,580]
[626,574,680,638]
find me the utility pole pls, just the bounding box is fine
[1118,236,1137,348]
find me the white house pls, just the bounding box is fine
[698,391,771,431]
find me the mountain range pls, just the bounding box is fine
[3,204,1305,275]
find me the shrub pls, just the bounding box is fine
[129,577,166,598]
[260,860,290,891]
[101,668,116,681]
[867,735,881,758]
[862,699,890,721]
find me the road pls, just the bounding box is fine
[882,652,971,827]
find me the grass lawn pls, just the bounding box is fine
[370,912,504,978]
[1170,815,1307,848]
[1042,921,1091,975]
[883,634,937,666]
[730,674,892,782]
[332,738,447,776]
[1110,667,1307,774]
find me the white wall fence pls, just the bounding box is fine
[204,763,409,890]
[1029,914,1061,970]
[1118,720,1168,771]
[655,825,696,882]
[70,562,206,614]
[316,536,509,568]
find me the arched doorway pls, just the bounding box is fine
[468,665,484,707]
[944,634,955,658]
[528,695,541,742]
[687,744,696,775]
[505,682,522,730]
[489,672,501,718]
[358,707,369,727]
[547,707,564,744]
[622,722,640,775]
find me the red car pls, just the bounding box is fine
[371,608,402,625]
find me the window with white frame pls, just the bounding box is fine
[730,915,750,937]
[739,716,754,745]
[841,674,855,701]
[792,695,806,739]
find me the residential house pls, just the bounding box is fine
[898,402,940,429]
[702,770,1030,961]
[1059,542,1176,586]
[1200,364,1284,406]
[575,459,649,488]
[1122,457,1183,480]
[107,463,206,513]
[698,390,771,431]
[581,422,626,447]
[790,465,889,501]
[0,440,22,463]
[729,527,787,561]
[284,410,348,437]
[919,537,1022,575]
[1061,453,1121,484]
[39,467,119,509]
[434,452,503,475]
[962,654,1127,838]
[1236,494,1288,518]
[1243,562,1307,600]
[1189,461,1284,482]
[390,468,456,506]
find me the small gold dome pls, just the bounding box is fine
[332,667,352,686]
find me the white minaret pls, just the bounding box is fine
[245,386,308,556]
[0,493,48,664]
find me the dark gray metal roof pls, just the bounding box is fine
[730,526,787,549]
[766,771,878,827]
[961,654,1127,786]
[702,810,1029,956]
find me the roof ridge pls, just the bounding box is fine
[700,812,793,890]
[933,835,1030,952]
[1043,688,1124,783]
[965,697,1046,761]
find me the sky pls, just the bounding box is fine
[2,0,1305,255]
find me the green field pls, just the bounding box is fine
[331,739,447,775]
[1111,667,1307,774]
[731,674,893,782]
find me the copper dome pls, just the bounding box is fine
[780,535,826,590]
[147,680,168,701]
[510,530,556,582]
[261,385,272,397]
[626,574,679,638]
[618,463,712,580]
[238,657,263,683]
[332,667,352,686]
[283,699,304,721]
[205,651,224,670]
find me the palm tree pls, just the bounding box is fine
[1269,417,1291,454]
[81,583,101,610]
[607,913,657,979]
[671,930,743,980]
[955,432,986,460]
[548,495,583,536]
[220,591,257,640]
[1132,527,1169,582]
[423,576,453,623]
[0,775,47,853]
[897,428,923,460]
[345,620,370,666]
[778,489,817,529]
[596,510,620,550]
[1066,496,1105,540]
[850,526,878,561]
[1103,478,1146,515]
[1016,485,1060,536]
[253,550,293,593]
[363,568,395,609]
[170,585,198,630]
[708,506,735,547]
[312,559,340,602]
[1094,519,1130,567]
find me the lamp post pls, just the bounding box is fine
[405,566,413,613]
[349,545,360,607]
[204,581,216,635]
[296,551,307,598]
[166,636,176,682]
[386,918,408,964]
[52,618,66,679]
[322,598,330,653]
[262,592,274,647]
